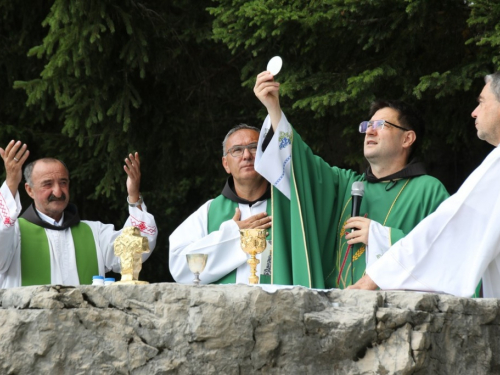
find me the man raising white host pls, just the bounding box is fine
[252,70,449,288]
[349,72,500,298]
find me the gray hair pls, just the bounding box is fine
[485,72,500,102]
[24,158,69,187]
[222,124,260,155]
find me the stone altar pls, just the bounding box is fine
[0,284,499,374]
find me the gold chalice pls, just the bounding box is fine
[240,229,267,284]
[113,226,150,285]
[186,254,208,285]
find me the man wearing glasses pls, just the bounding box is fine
[349,72,500,297]
[169,124,272,284]
[251,71,449,289]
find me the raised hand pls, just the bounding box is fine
[254,71,282,130]
[124,152,141,208]
[0,140,30,197]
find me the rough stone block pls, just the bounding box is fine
[0,284,499,374]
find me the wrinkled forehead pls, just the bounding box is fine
[227,129,260,148]
[32,160,69,181]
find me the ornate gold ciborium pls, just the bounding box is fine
[113,226,150,285]
[240,229,267,284]
[186,254,208,285]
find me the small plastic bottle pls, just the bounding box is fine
[92,275,105,286]
[104,277,115,285]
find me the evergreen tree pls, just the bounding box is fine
[210,0,500,189]
[9,0,258,282]
[2,0,500,282]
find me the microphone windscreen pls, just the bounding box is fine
[351,181,365,197]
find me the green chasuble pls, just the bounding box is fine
[270,128,450,289]
[19,218,98,286]
[208,195,272,284]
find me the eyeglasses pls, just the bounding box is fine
[359,120,409,133]
[225,142,258,158]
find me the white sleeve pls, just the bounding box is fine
[125,201,157,259]
[93,200,158,273]
[255,112,293,199]
[0,182,22,274]
[367,146,500,297]
[365,221,391,268]
[169,200,247,284]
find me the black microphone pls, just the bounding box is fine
[350,181,364,285]
[351,181,365,220]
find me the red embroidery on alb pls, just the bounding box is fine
[0,192,15,227]
[130,215,157,235]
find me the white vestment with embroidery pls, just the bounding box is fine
[0,181,158,288]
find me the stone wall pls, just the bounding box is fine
[0,284,499,374]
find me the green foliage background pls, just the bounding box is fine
[1,0,499,282]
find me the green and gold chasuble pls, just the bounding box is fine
[269,129,450,289]
[208,195,272,284]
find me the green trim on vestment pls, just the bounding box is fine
[19,218,51,286]
[270,127,450,289]
[270,186,292,285]
[72,222,99,285]
[473,280,482,298]
[19,218,98,286]
[207,195,271,284]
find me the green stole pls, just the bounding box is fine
[18,218,98,286]
[207,195,272,284]
[268,128,451,289]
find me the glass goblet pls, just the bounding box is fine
[186,254,208,285]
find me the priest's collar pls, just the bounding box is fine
[37,209,64,226]
[222,177,271,207]
[365,158,427,183]
[21,203,81,231]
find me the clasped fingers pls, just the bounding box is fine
[254,72,280,96]
[344,217,371,245]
